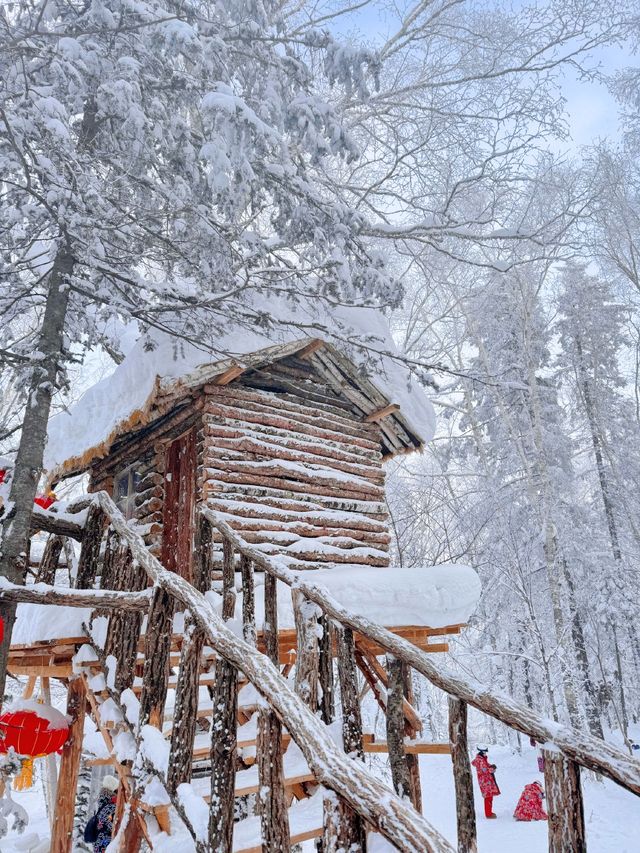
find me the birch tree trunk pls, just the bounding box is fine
[0,248,73,700]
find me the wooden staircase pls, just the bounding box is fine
[4,492,640,852]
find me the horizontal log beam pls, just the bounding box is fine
[364,404,400,423]
[29,507,85,540]
[1,580,152,611]
[203,508,640,798]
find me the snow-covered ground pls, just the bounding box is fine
[2,742,639,851]
[420,744,640,853]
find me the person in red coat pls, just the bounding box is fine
[514,781,548,821]
[471,745,500,818]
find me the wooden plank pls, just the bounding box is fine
[295,338,325,360]
[448,698,477,853]
[212,364,245,385]
[50,677,86,853]
[364,403,400,423]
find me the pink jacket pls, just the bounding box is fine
[472,753,500,797]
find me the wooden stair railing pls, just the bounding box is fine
[7,494,640,853]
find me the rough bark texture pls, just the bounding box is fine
[401,662,423,811]
[75,503,107,590]
[257,570,291,851]
[386,655,413,802]
[36,534,64,584]
[544,751,586,853]
[205,511,640,797]
[0,248,73,701]
[168,517,214,793]
[240,554,256,646]
[168,619,205,794]
[319,613,335,724]
[209,655,238,853]
[448,697,477,853]
[334,623,367,852]
[221,538,236,620]
[50,676,86,853]
[138,585,174,729]
[293,588,320,711]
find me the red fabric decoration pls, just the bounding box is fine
[0,616,3,646]
[0,707,69,757]
[33,494,56,510]
[514,782,548,821]
[0,469,6,485]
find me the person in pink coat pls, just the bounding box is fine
[471,745,500,818]
[514,781,548,821]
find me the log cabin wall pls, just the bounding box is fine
[202,356,391,569]
[88,402,205,559]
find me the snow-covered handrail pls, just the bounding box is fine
[0,577,151,610]
[202,507,640,798]
[93,491,454,852]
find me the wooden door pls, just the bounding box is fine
[162,429,196,581]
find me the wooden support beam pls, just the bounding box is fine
[240,554,256,647]
[221,538,236,620]
[292,588,320,712]
[257,570,291,851]
[75,504,107,589]
[363,403,400,423]
[36,534,64,584]
[386,655,413,803]
[448,697,477,853]
[0,581,150,611]
[330,623,368,851]
[544,751,586,853]
[319,613,335,725]
[168,517,214,794]
[401,662,423,811]
[138,586,173,729]
[50,677,86,853]
[212,364,245,386]
[296,338,325,360]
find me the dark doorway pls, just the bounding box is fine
[162,429,196,582]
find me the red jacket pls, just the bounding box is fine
[471,753,500,797]
[514,782,547,821]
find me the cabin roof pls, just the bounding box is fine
[45,307,436,481]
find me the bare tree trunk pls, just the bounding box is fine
[448,697,477,853]
[0,249,73,700]
[544,751,586,853]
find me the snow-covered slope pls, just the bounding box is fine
[44,299,435,477]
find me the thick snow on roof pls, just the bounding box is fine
[44,298,436,477]
[216,562,481,631]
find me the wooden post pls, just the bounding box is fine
[319,612,335,725]
[138,586,173,729]
[221,538,236,620]
[326,623,367,852]
[75,504,106,589]
[257,571,291,850]
[168,518,213,793]
[209,534,239,852]
[292,588,320,712]
[50,676,86,853]
[240,554,256,646]
[544,750,586,853]
[386,655,413,802]
[36,534,64,584]
[209,655,238,852]
[448,697,477,853]
[401,662,423,812]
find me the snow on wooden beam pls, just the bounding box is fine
[364,403,400,423]
[210,363,246,386]
[203,508,640,798]
[96,492,454,852]
[1,579,151,611]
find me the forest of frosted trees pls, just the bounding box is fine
[1,0,640,751]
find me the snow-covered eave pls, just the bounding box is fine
[47,337,428,484]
